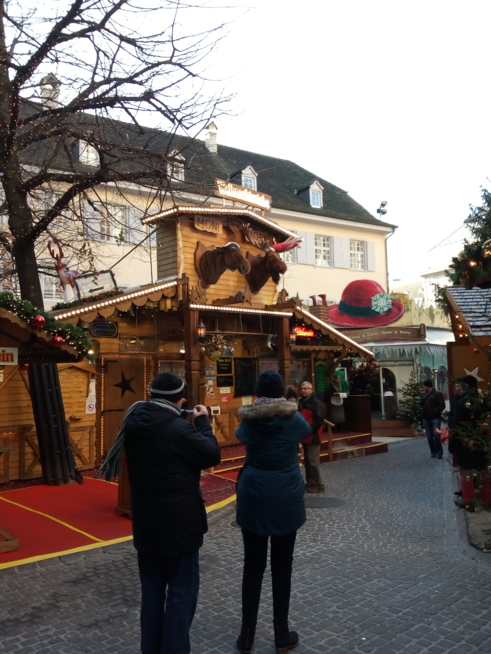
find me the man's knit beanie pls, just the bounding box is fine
[151,372,186,402]
[255,369,285,399]
[459,375,478,390]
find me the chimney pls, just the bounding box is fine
[40,74,61,109]
[205,122,217,154]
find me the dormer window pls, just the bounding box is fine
[78,140,99,167]
[241,165,257,190]
[309,181,324,208]
[167,150,185,182]
[294,179,324,209]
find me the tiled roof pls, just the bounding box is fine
[446,286,491,336]
[20,101,395,230]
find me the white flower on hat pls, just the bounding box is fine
[371,292,392,314]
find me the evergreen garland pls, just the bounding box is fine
[0,291,91,358]
[51,288,124,311]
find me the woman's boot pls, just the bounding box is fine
[274,622,299,653]
[236,625,255,653]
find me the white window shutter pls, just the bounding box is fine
[341,238,351,268]
[305,232,316,265]
[333,237,350,268]
[367,241,375,271]
[296,231,308,264]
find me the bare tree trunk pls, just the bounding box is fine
[13,239,44,307]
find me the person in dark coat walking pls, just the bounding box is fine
[235,370,311,654]
[124,373,220,654]
[298,381,325,493]
[420,379,446,459]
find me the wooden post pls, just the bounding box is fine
[184,308,200,408]
[277,316,291,384]
[324,419,335,462]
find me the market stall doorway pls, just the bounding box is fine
[100,356,149,459]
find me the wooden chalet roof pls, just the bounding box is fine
[294,308,374,358]
[0,308,79,363]
[446,286,491,338]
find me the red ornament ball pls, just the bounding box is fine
[18,363,29,371]
[474,348,480,354]
[51,335,64,348]
[32,314,46,329]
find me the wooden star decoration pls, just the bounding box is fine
[464,367,485,382]
[113,372,136,398]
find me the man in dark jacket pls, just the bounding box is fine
[299,381,325,493]
[420,379,446,459]
[124,372,220,654]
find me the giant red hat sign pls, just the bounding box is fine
[328,280,405,327]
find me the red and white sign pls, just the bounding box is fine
[221,394,231,404]
[0,348,18,365]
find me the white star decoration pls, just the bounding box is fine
[464,367,485,382]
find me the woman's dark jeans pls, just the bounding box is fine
[241,529,297,628]
[138,549,199,654]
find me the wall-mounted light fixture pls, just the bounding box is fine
[289,328,297,345]
[197,320,206,339]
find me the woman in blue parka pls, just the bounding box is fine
[235,370,311,654]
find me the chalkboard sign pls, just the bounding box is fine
[217,375,234,387]
[217,357,233,375]
[234,358,257,398]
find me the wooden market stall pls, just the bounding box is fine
[445,286,491,390]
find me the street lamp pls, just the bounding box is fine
[377,201,387,217]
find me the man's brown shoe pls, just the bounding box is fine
[306,485,325,493]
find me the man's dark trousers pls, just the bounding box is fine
[423,418,443,457]
[138,549,199,654]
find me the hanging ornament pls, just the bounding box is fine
[474,348,480,354]
[31,315,46,329]
[19,363,29,371]
[51,335,64,348]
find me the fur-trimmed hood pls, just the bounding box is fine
[238,400,297,422]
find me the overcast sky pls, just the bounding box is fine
[206,0,491,284]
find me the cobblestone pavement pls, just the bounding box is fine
[2,438,491,654]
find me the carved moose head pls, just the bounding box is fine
[195,241,251,289]
[240,225,301,294]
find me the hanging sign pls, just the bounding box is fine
[343,324,427,344]
[0,348,18,365]
[75,270,118,299]
[294,326,315,337]
[214,178,272,211]
[90,321,118,338]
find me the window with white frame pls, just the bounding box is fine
[310,190,322,208]
[350,239,366,270]
[315,235,332,267]
[167,151,185,182]
[97,204,128,243]
[78,140,100,167]
[242,176,256,190]
[38,259,63,300]
[241,166,258,190]
[281,247,297,264]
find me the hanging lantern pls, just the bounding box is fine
[51,335,64,348]
[197,320,206,339]
[31,314,46,329]
[289,328,297,345]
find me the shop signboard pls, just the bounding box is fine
[90,321,118,338]
[214,178,272,211]
[217,357,233,375]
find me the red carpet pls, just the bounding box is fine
[0,474,236,569]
